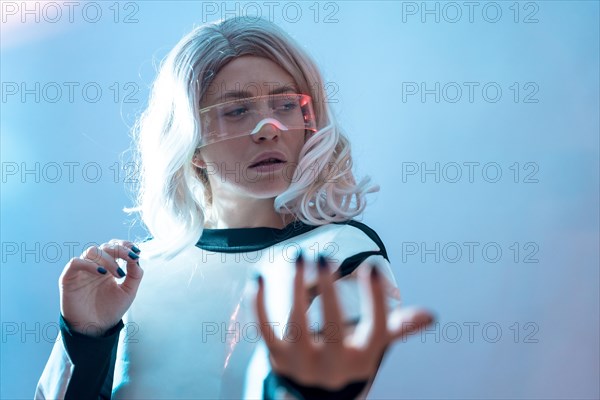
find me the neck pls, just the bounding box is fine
[204,196,295,229]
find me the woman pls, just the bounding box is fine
[35,16,434,399]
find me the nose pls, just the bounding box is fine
[251,120,280,142]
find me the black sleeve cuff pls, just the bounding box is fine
[59,314,124,400]
[263,371,369,400]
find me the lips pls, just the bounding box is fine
[250,158,285,168]
[249,151,287,168]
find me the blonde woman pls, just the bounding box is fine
[35,16,435,399]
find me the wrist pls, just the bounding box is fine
[60,314,123,339]
[264,371,369,400]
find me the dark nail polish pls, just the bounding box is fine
[136,261,140,267]
[131,245,141,254]
[318,254,327,269]
[97,267,107,275]
[296,250,304,264]
[424,314,434,325]
[256,274,263,285]
[371,266,380,279]
[117,267,126,277]
[128,251,139,260]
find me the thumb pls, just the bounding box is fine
[120,257,144,296]
[388,307,435,341]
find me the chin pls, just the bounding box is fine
[245,181,293,198]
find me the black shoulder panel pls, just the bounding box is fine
[332,220,390,278]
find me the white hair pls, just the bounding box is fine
[124,16,379,260]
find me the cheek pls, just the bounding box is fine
[294,135,307,160]
[211,149,246,173]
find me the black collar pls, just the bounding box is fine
[196,220,321,252]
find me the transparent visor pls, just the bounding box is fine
[198,93,317,147]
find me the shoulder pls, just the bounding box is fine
[328,220,389,258]
[341,220,389,260]
[319,219,390,278]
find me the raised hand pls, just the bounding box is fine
[255,252,434,391]
[59,239,144,337]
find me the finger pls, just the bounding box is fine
[99,243,144,295]
[254,275,283,355]
[316,254,344,349]
[60,257,112,283]
[107,239,141,254]
[286,251,309,346]
[99,242,140,271]
[81,246,123,279]
[368,266,388,345]
[387,307,435,341]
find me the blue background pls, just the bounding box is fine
[1,1,598,398]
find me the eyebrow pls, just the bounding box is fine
[219,84,299,102]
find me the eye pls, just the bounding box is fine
[275,102,299,112]
[223,107,248,118]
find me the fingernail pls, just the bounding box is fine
[371,266,379,279]
[131,245,141,254]
[296,250,304,264]
[117,267,126,277]
[318,254,327,269]
[136,261,140,267]
[128,251,139,260]
[97,267,107,275]
[256,274,263,286]
[424,313,436,325]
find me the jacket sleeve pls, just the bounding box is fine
[262,371,370,400]
[34,314,124,400]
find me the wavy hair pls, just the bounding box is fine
[125,16,379,260]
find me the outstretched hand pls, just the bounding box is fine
[255,252,435,391]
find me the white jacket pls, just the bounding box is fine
[35,220,401,399]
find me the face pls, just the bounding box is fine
[193,56,308,200]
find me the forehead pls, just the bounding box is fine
[201,56,298,107]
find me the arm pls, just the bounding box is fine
[34,315,124,400]
[36,239,143,399]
